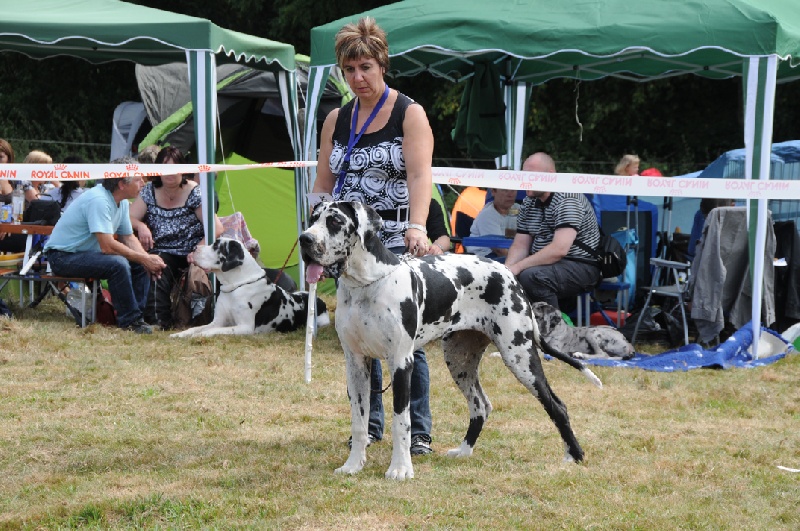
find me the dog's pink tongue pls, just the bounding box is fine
[306,263,324,284]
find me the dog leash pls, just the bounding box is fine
[274,238,299,286]
[370,359,393,394]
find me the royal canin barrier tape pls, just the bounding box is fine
[1,162,799,201]
[0,161,314,183]
[431,167,800,201]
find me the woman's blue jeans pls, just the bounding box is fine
[47,249,150,328]
[368,350,432,440]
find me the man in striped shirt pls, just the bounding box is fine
[506,152,602,310]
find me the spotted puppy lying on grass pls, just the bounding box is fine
[531,301,635,360]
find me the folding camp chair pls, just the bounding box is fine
[583,197,638,325]
[632,257,691,346]
[447,186,486,254]
[629,197,699,347]
[577,226,637,328]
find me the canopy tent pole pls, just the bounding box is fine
[511,81,530,170]
[743,55,778,359]
[276,69,305,287]
[301,65,334,290]
[304,65,335,195]
[498,81,530,170]
[187,50,218,248]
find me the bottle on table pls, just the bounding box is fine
[11,183,24,224]
[505,204,520,238]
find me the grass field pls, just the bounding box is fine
[1,293,798,529]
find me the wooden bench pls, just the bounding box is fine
[0,223,98,326]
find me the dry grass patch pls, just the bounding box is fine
[0,296,798,529]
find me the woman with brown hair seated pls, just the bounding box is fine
[129,146,223,329]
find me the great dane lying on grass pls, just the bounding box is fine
[299,201,601,480]
[171,238,329,338]
[531,301,635,360]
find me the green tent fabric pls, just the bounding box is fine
[217,153,299,272]
[0,0,299,249]
[451,61,506,158]
[309,0,800,83]
[306,0,800,356]
[0,0,294,70]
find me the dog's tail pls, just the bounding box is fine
[530,305,602,388]
[538,336,603,389]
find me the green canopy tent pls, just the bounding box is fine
[0,0,300,249]
[305,0,800,356]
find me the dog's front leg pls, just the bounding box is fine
[583,332,610,359]
[335,348,372,476]
[386,351,414,480]
[171,308,233,338]
[170,322,220,338]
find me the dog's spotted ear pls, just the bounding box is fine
[357,203,383,240]
[310,200,328,221]
[220,239,246,272]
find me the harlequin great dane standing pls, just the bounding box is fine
[299,201,601,480]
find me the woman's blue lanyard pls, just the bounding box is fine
[333,84,390,196]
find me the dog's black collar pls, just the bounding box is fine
[219,272,267,293]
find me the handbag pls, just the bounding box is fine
[576,230,627,280]
[171,264,213,329]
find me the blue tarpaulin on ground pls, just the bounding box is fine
[575,322,791,372]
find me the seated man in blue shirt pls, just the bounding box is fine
[44,159,167,333]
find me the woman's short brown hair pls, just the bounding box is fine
[0,138,14,163]
[335,17,389,71]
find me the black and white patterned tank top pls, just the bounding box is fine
[329,90,414,248]
[141,183,204,256]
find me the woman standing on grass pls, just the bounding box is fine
[310,16,435,456]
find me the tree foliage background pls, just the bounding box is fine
[0,0,797,175]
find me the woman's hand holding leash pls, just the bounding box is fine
[406,224,428,256]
